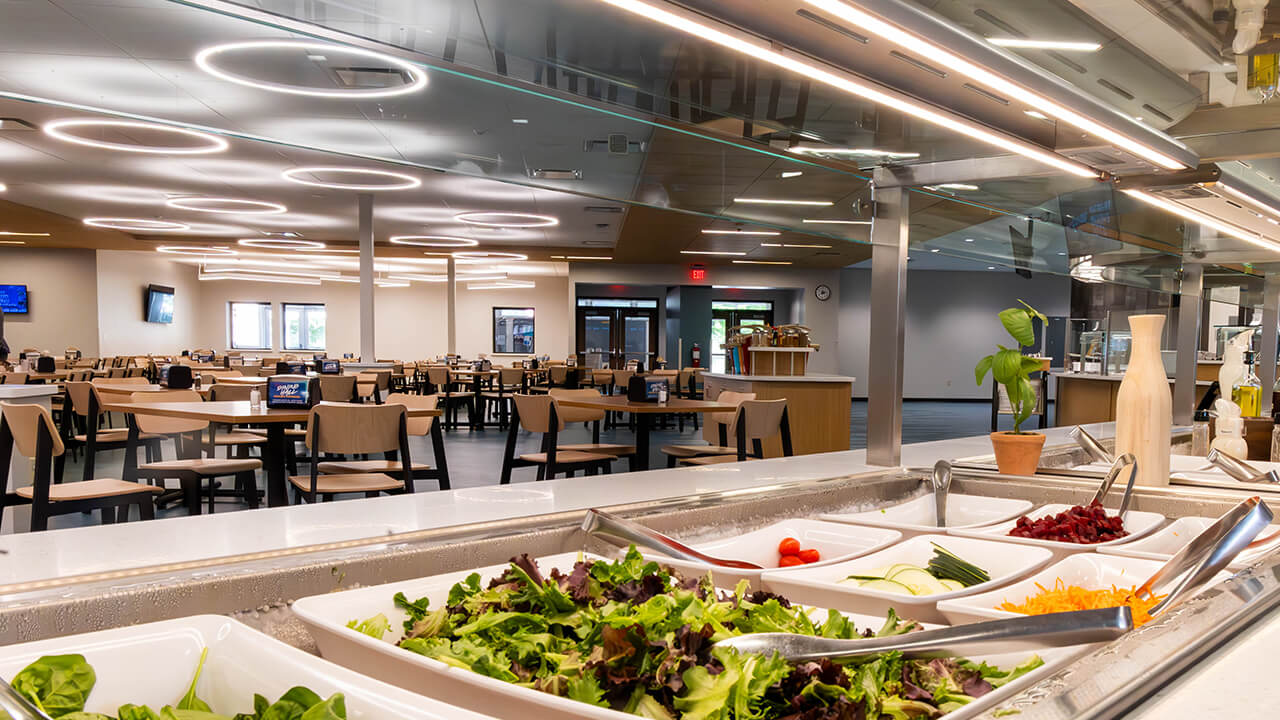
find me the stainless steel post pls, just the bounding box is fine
[447,257,457,355]
[867,185,908,466]
[358,193,375,362]
[1259,273,1280,417]
[1174,263,1204,425]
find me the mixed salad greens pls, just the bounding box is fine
[3,648,346,719]
[348,548,1043,719]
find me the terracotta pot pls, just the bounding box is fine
[990,431,1046,476]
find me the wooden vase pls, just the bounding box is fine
[1115,314,1172,487]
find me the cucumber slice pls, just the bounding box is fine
[938,579,966,592]
[889,568,949,596]
[884,564,920,579]
[857,578,914,595]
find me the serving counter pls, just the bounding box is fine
[701,370,854,455]
[1052,372,1213,426]
[2,423,1279,720]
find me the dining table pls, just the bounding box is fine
[553,395,737,471]
[103,400,447,508]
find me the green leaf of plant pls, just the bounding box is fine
[175,648,212,712]
[1020,356,1044,374]
[11,654,96,718]
[1013,377,1038,433]
[1017,299,1047,327]
[998,307,1035,347]
[57,714,113,720]
[991,348,1025,384]
[298,694,346,720]
[974,355,994,385]
[118,705,163,720]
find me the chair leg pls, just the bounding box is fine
[138,496,155,520]
[667,455,677,469]
[116,504,129,523]
[99,507,115,525]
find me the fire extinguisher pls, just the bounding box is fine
[691,343,702,368]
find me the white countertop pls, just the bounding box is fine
[0,422,1109,588]
[0,385,59,400]
[702,372,855,383]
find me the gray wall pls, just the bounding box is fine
[840,269,1072,400]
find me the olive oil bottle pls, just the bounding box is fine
[1234,350,1263,417]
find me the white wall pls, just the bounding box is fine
[96,250,200,356]
[840,269,1072,399]
[1,247,99,356]
[568,264,842,373]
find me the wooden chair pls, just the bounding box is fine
[0,401,160,531]
[0,372,28,385]
[548,389,637,469]
[480,367,525,428]
[427,367,471,430]
[681,399,794,466]
[65,381,164,481]
[356,370,391,404]
[500,395,613,484]
[126,391,262,514]
[314,393,450,491]
[660,390,756,467]
[290,402,413,503]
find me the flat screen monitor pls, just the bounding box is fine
[145,284,175,324]
[0,285,28,314]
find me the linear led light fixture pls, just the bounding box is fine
[923,183,979,192]
[681,250,748,256]
[733,259,792,265]
[598,0,1098,178]
[1121,189,1280,252]
[201,266,340,279]
[199,272,320,285]
[988,38,1101,52]
[800,0,1187,171]
[0,240,25,245]
[802,219,871,225]
[759,242,833,248]
[701,229,782,235]
[1203,180,1280,223]
[0,231,51,236]
[788,146,919,159]
[733,198,833,206]
[550,255,614,260]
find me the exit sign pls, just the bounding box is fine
[689,265,707,281]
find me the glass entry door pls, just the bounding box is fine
[711,301,774,374]
[576,298,659,369]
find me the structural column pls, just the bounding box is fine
[1260,273,1280,417]
[867,185,909,466]
[447,257,457,355]
[358,193,375,362]
[1173,262,1204,425]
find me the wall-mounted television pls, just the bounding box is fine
[145,284,175,324]
[0,284,28,314]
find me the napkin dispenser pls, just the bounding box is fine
[162,364,193,389]
[266,375,318,409]
[627,376,668,402]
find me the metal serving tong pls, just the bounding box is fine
[1134,496,1274,616]
[581,508,764,570]
[1090,452,1137,517]
[1206,449,1280,484]
[932,460,953,528]
[714,607,1132,661]
[0,679,52,720]
[1069,425,1114,465]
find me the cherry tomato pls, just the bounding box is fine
[778,537,801,556]
[778,555,804,568]
[797,548,821,564]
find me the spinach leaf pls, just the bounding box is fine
[298,694,345,720]
[10,654,96,717]
[159,708,233,720]
[259,687,323,720]
[175,648,212,712]
[57,714,113,720]
[117,704,163,720]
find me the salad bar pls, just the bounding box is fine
[1,433,1280,720]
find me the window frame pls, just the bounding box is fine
[282,302,327,352]
[492,306,536,355]
[228,301,274,351]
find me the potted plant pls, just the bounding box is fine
[975,300,1048,475]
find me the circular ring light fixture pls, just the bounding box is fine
[282,166,421,191]
[167,197,287,214]
[454,212,558,228]
[389,235,478,247]
[237,238,326,250]
[194,40,428,99]
[84,217,190,232]
[46,119,229,155]
[452,250,529,261]
[156,245,238,256]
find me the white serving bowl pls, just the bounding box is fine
[820,493,1033,532]
[0,615,494,719]
[641,517,901,587]
[1098,516,1280,570]
[950,503,1165,556]
[759,534,1053,624]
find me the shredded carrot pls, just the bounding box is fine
[997,578,1166,626]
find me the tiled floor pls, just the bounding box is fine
[32,400,1028,531]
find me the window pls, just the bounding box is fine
[284,303,327,351]
[493,307,535,354]
[229,302,272,350]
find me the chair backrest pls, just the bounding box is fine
[306,402,405,454]
[426,367,450,385]
[1,401,65,459]
[499,367,524,385]
[210,383,255,401]
[92,376,148,387]
[548,366,569,384]
[512,394,563,433]
[317,374,358,403]
[738,399,788,441]
[702,390,755,443]
[385,392,438,435]
[0,372,27,385]
[592,370,615,385]
[107,367,127,378]
[653,369,679,379]
[129,390,207,434]
[549,388,605,423]
[66,381,102,418]
[64,370,90,383]
[202,369,242,380]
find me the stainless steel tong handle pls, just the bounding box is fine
[0,680,52,720]
[581,508,764,570]
[1091,452,1137,516]
[1070,426,1113,464]
[1206,449,1280,484]
[1140,496,1274,616]
[713,607,1133,661]
[931,460,952,528]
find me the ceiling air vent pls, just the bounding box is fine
[1097,78,1135,101]
[583,240,613,246]
[1150,185,1214,201]
[328,66,414,90]
[890,51,947,79]
[584,138,646,153]
[796,9,869,44]
[584,206,623,214]
[528,168,582,180]
[1141,104,1174,123]
[0,118,37,131]
[963,83,1009,105]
